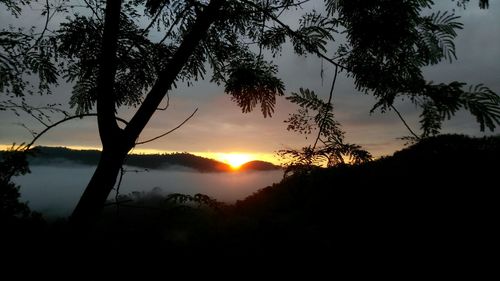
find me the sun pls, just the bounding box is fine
[220,153,252,169]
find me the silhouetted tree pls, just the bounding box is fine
[1,0,498,228]
[279,88,372,175]
[0,146,41,223]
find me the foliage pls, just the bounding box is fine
[166,193,227,210]
[454,0,489,9]
[1,0,498,224]
[58,14,169,114]
[0,0,32,17]
[0,27,58,98]
[2,0,497,135]
[326,0,499,136]
[279,88,372,174]
[418,83,500,137]
[49,0,336,117]
[0,145,41,222]
[224,54,284,117]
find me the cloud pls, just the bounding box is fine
[1,2,499,159]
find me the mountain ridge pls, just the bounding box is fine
[24,146,280,172]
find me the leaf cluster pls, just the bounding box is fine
[58,14,170,114]
[0,29,58,98]
[280,88,372,174]
[418,82,500,137]
[326,0,499,136]
[50,0,336,117]
[0,146,39,221]
[166,193,227,210]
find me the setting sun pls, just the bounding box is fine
[218,153,252,169]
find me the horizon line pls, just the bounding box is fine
[0,144,282,165]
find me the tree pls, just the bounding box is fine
[0,145,43,227]
[279,88,372,176]
[1,0,498,228]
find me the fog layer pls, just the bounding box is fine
[14,165,283,218]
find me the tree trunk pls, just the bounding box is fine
[68,0,225,229]
[70,148,127,228]
[68,0,125,230]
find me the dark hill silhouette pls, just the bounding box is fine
[23,146,277,172]
[230,134,498,261]
[3,134,498,268]
[27,146,230,172]
[239,160,280,171]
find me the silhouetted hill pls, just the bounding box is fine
[239,160,280,171]
[24,146,278,172]
[230,134,499,260]
[4,134,498,268]
[26,146,234,172]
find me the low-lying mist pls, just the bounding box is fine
[14,164,283,218]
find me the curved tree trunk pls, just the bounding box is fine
[70,148,127,228]
[68,0,225,229]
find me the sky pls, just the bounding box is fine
[1,1,499,164]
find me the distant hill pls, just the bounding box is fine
[3,134,499,264]
[239,160,280,171]
[231,134,499,259]
[25,146,278,172]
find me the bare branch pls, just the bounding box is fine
[24,113,129,150]
[32,0,50,48]
[123,0,168,56]
[273,0,311,11]
[83,0,102,22]
[136,108,198,145]
[29,0,65,51]
[2,101,68,127]
[23,108,50,127]
[390,104,421,140]
[313,64,338,150]
[17,123,37,138]
[158,5,192,45]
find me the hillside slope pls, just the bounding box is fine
[25,146,276,172]
[230,134,499,260]
[3,135,498,268]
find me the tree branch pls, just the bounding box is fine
[96,0,123,149]
[31,0,50,49]
[24,114,129,150]
[158,4,192,45]
[241,0,348,70]
[83,0,102,22]
[313,64,338,150]
[390,104,421,140]
[136,108,198,145]
[125,0,225,147]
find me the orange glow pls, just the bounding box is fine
[217,153,252,169]
[0,144,282,165]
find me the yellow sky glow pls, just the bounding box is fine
[0,144,282,165]
[211,153,252,169]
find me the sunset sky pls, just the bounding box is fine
[1,1,499,165]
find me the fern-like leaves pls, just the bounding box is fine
[225,55,284,118]
[281,88,371,174]
[419,11,463,64]
[419,82,500,137]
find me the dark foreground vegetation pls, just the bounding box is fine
[1,135,498,269]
